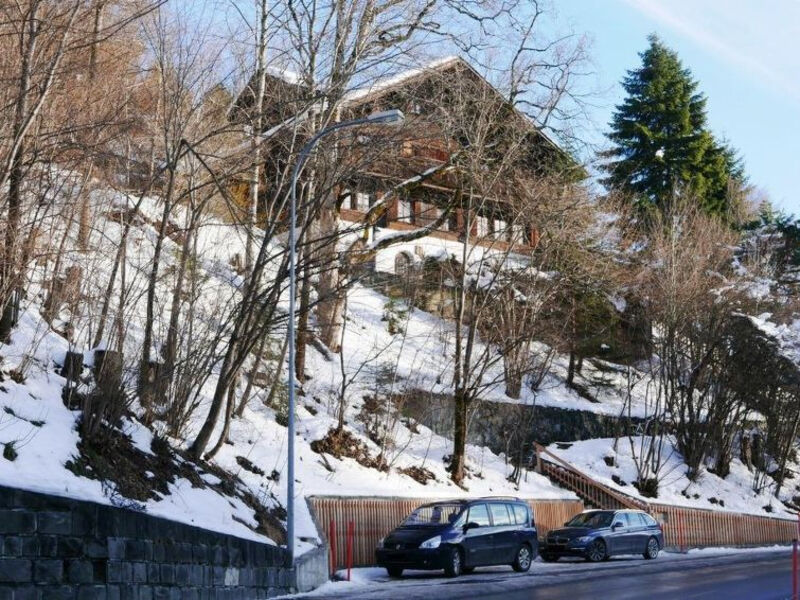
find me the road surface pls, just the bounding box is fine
[292,548,793,599]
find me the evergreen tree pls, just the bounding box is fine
[602,34,743,215]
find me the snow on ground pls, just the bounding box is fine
[0,177,790,561]
[547,437,794,517]
[0,310,267,543]
[0,180,576,556]
[296,545,791,598]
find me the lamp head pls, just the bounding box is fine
[365,109,405,126]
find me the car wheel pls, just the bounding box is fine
[512,544,533,572]
[443,546,463,578]
[540,554,559,563]
[586,539,607,562]
[643,537,659,560]
[386,566,403,578]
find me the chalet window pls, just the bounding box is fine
[354,192,370,212]
[512,221,527,244]
[447,212,459,233]
[398,199,413,223]
[395,252,414,276]
[493,219,507,239]
[476,215,490,238]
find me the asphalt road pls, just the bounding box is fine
[295,549,794,600]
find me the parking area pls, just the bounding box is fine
[288,546,792,599]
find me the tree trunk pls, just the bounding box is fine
[206,380,237,460]
[139,170,176,401]
[295,254,311,380]
[162,200,197,393]
[451,391,469,485]
[316,207,345,352]
[0,147,24,342]
[566,351,576,386]
[245,0,269,274]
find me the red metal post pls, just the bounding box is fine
[346,520,355,582]
[329,520,337,577]
[793,539,798,600]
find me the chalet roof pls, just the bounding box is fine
[233,55,578,169]
[341,55,571,165]
[342,55,462,104]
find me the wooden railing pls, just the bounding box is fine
[308,495,584,570]
[534,442,798,550]
[534,443,648,511]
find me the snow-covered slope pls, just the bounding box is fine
[0,182,575,555]
[547,437,793,518]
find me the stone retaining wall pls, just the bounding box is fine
[0,485,328,599]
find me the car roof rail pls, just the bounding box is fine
[474,496,522,502]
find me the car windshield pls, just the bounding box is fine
[402,503,464,527]
[566,511,615,528]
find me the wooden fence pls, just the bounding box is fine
[533,443,798,551]
[651,503,797,550]
[308,495,584,570]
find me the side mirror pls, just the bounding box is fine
[464,522,480,532]
[564,522,570,527]
[612,521,625,530]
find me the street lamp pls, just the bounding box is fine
[286,109,405,564]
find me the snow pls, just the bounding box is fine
[1,174,795,567]
[547,437,794,518]
[343,56,461,104]
[0,179,574,558]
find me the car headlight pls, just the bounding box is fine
[576,536,592,543]
[376,537,385,549]
[420,536,441,549]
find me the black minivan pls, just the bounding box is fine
[540,509,664,562]
[375,497,538,578]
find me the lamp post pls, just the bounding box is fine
[286,109,405,564]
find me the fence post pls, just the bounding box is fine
[329,519,337,577]
[793,539,798,600]
[347,520,355,582]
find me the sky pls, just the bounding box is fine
[556,0,800,214]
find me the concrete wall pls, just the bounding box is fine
[0,485,329,599]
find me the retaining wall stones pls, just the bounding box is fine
[403,392,644,454]
[0,484,328,599]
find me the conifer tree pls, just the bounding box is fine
[602,34,743,215]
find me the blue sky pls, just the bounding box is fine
[556,0,800,214]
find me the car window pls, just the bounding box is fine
[616,513,632,527]
[633,513,648,527]
[467,503,491,526]
[490,503,512,526]
[642,513,658,527]
[512,504,529,526]
[402,503,464,526]
[567,511,614,528]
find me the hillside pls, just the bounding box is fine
[1,179,797,561]
[0,183,579,555]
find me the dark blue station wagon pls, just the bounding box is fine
[375,498,538,577]
[540,509,664,562]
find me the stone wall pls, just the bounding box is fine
[0,485,328,599]
[403,392,643,456]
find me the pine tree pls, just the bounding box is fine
[602,34,743,215]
